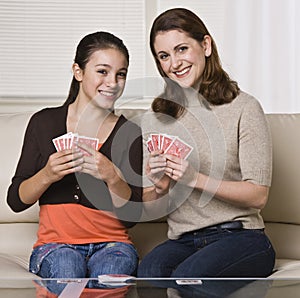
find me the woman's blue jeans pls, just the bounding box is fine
[30,241,138,287]
[137,228,275,278]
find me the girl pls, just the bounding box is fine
[7,31,142,285]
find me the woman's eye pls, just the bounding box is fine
[158,53,168,60]
[97,69,107,74]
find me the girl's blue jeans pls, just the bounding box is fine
[29,241,138,290]
[137,228,275,278]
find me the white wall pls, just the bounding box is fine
[0,0,299,114]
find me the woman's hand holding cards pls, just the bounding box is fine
[164,154,198,188]
[146,133,196,187]
[146,150,171,196]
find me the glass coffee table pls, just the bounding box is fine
[0,276,300,297]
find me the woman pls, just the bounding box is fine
[138,8,275,278]
[7,31,142,284]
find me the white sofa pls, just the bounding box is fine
[1,109,300,283]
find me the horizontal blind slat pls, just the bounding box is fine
[0,0,145,97]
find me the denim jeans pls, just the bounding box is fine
[137,228,275,278]
[30,242,138,285]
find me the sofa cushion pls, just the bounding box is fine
[263,114,300,226]
[0,112,39,224]
[262,114,300,261]
[0,254,36,278]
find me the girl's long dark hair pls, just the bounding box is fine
[64,31,129,106]
[150,8,240,118]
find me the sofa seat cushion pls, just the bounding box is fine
[0,223,38,257]
[270,258,300,278]
[0,253,37,279]
[129,222,168,259]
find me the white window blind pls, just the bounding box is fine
[157,0,226,52]
[0,0,146,99]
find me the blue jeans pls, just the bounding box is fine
[137,228,275,278]
[30,242,138,289]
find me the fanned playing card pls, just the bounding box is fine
[164,137,193,159]
[52,133,99,156]
[77,135,99,156]
[150,133,160,151]
[161,134,174,152]
[146,133,193,160]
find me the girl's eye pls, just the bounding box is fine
[178,46,188,53]
[117,72,127,78]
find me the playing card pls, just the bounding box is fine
[76,135,99,156]
[77,135,98,149]
[52,133,99,156]
[146,133,193,160]
[164,137,193,160]
[161,134,175,152]
[52,133,70,151]
[64,132,73,149]
[150,134,160,151]
[146,138,154,152]
[159,134,164,150]
[69,132,75,149]
[52,137,61,151]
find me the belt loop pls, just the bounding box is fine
[216,225,222,233]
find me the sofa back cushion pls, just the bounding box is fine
[0,112,39,224]
[262,114,300,259]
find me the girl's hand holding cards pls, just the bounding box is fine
[44,148,84,183]
[50,132,101,181]
[75,141,119,183]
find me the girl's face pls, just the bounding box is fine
[154,30,211,90]
[74,48,128,109]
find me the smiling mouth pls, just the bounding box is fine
[98,90,117,97]
[174,66,191,77]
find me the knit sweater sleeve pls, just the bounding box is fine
[238,97,272,186]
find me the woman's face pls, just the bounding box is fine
[74,48,128,109]
[154,30,211,90]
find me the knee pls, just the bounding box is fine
[40,247,86,278]
[137,255,166,277]
[137,259,150,277]
[88,243,138,277]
